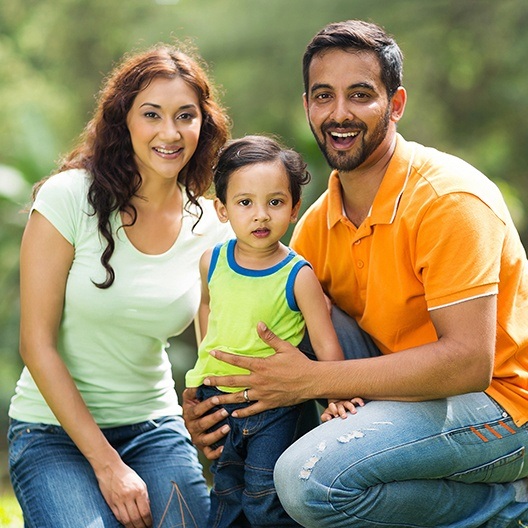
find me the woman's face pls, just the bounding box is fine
[126,76,202,183]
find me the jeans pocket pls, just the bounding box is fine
[448,446,525,483]
[8,421,61,465]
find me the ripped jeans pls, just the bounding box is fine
[275,307,528,528]
[8,416,209,528]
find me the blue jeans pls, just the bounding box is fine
[274,307,528,528]
[8,416,210,528]
[197,385,302,528]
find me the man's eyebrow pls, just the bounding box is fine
[310,83,332,95]
[310,82,377,95]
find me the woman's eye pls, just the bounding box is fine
[144,111,159,119]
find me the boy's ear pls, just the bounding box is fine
[290,200,302,223]
[214,198,229,223]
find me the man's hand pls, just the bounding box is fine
[203,322,316,418]
[182,387,230,460]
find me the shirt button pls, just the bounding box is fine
[357,260,364,268]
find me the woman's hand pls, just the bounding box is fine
[182,387,230,460]
[94,457,152,528]
[203,322,317,418]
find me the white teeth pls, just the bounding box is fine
[156,147,179,154]
[330,131,359,138]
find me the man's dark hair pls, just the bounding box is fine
[303,20,403,98]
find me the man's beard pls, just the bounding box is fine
[310,109,391,172]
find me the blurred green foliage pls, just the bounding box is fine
[1,0,527,496]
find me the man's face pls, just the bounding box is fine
[304,48,393,173]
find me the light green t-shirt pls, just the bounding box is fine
[185,239,309,392]
[9,169,232,427]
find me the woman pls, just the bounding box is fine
[8,43,232,527]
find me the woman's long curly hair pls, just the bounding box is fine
[34,43,230,288]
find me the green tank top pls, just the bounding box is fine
[185,239,309,392]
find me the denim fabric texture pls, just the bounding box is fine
[274,307,528,528]
[8,416,209,528]
[197,385,302,528]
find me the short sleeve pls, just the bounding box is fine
[416,192,505,309]
[31,170,90,245]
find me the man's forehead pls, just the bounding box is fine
[308,49,383,90]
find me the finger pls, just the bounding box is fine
[209,349,254,370]
[203,444,224,461]
[256,321,285,351]
[230,401,266,418]
[199,422,230,448]
[182,387,199,405]
[182,393,222,421]
[136,497,153,528]
[123,506,147,528]
[320,411,333,422]
[204,371,251,389]
[337,404,349,419]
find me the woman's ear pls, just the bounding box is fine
[214,198,229,223]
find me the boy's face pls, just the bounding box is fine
[215,160,300,251]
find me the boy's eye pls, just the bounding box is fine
[270,199,283,206]
[239,199,251,206]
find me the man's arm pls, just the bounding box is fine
[202,295,496,417]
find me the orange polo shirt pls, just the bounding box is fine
[291,134,528,425]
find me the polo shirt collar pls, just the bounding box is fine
[327,134,415,229]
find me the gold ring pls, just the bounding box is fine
[243,388,250,403]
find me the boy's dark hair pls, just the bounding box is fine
[214,135,311,206]
[303,19,403,98]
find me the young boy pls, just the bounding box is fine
[186,135,362,527]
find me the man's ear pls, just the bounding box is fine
[390,86,407,123]
[214,198,229,223]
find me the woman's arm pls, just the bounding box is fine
[19,211,152,528]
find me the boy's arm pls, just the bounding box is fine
[197,248,213,342]
[293,264,343,361]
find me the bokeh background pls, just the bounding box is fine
[1,0,527,517]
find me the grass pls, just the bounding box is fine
[0,493,23,527]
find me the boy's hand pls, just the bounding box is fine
[321,397,365,422]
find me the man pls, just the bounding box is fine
[183,20,528,527]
